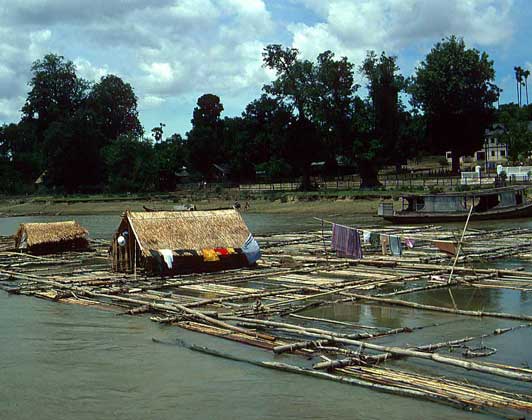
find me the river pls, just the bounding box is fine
[0,213,530,419]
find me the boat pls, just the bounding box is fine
[378,186,532,223]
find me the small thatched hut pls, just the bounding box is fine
[15,221,89,255]
[111,209,259,274]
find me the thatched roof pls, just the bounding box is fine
[124,209,251,256]
[15,221,88,248]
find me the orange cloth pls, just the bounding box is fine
[434,240,458,256]
[202,248,220,262]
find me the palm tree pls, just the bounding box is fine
[514,66,524,106]
[523,69,530,105]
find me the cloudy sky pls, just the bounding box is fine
[0,0,530,137]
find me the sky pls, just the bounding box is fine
[0,0,530,137]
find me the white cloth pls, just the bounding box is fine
[159,249,174,269]
[362,231,371,243]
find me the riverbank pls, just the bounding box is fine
[0,192,385,218]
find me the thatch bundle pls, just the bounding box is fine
[126,209,250,256]
[15,221,89,254]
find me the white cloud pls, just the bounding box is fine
[74,58,108,81]
[0,0,522,132]
[290,0,515,62]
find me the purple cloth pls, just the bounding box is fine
[405,238,415,249]
[331,224,363,259]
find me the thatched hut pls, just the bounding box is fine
[111,209,260,274]
[15,221,89,255]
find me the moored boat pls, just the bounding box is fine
[379,186,532,223]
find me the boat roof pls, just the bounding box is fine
[400,186,527,199]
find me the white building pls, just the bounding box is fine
[446,124,508,170]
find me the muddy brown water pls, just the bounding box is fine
[1,213,530,419]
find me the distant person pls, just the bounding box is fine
[244,201,250,211]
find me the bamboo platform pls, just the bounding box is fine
[1,225,532,417]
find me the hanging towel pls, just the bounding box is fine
[380,235,389,255]
[362,231,371,243]
[242,234,261,264]
[331,224,363,259]
[389,236,402,256]
[434,240,458,256]
[202,248,220,262]
[405,238,415,249]
[370,232,380,248]
[158,249,174,269]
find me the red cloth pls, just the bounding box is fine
[214,247,229,256]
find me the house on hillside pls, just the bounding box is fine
[110,209,260,274]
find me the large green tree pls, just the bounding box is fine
[186,94,224,179]
[361,51,408,178]
[262,45,359,189]
[87,74,143,143]
[22,54,89,139]
[410,36,499,174]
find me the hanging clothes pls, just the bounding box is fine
[380,235,389,255]
[202,248,220,262]
[405,238,415,249]
[331,224,363,259]
[158,249,174,269]
[242,234,261,264]
[434,240,458,256]
[362,231,371,244]
[389,236,402,256]
[370,232,381,248]
[149,250,164,272]
[214,247,229,256]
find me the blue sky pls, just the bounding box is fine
[0,0,530,138]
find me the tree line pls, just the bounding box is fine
[1,35,530,194]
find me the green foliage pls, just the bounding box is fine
[496,104,532,163]
[102,134,157,192]
[88,74,143,142]
[409,36,499,173]
[186,94,224,178]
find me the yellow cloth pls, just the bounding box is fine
[226,247,236,254]
[202,248,220,262]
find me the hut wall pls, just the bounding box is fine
[28,237,89,255]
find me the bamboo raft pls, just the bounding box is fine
[1,224,532,417]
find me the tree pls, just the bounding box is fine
[360,51,407,181]
[262,45,320,189]
[22,54,88,138]
[497,104,532,163]
[102,133,157,192]
[186,94,224,178]
[514,66,524,106]
[410,36,499,174]
[151,123,166,143]
[524,69,530,106]
[311,51,359,173]
[154,133,187,191]
[87,74,143,143]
